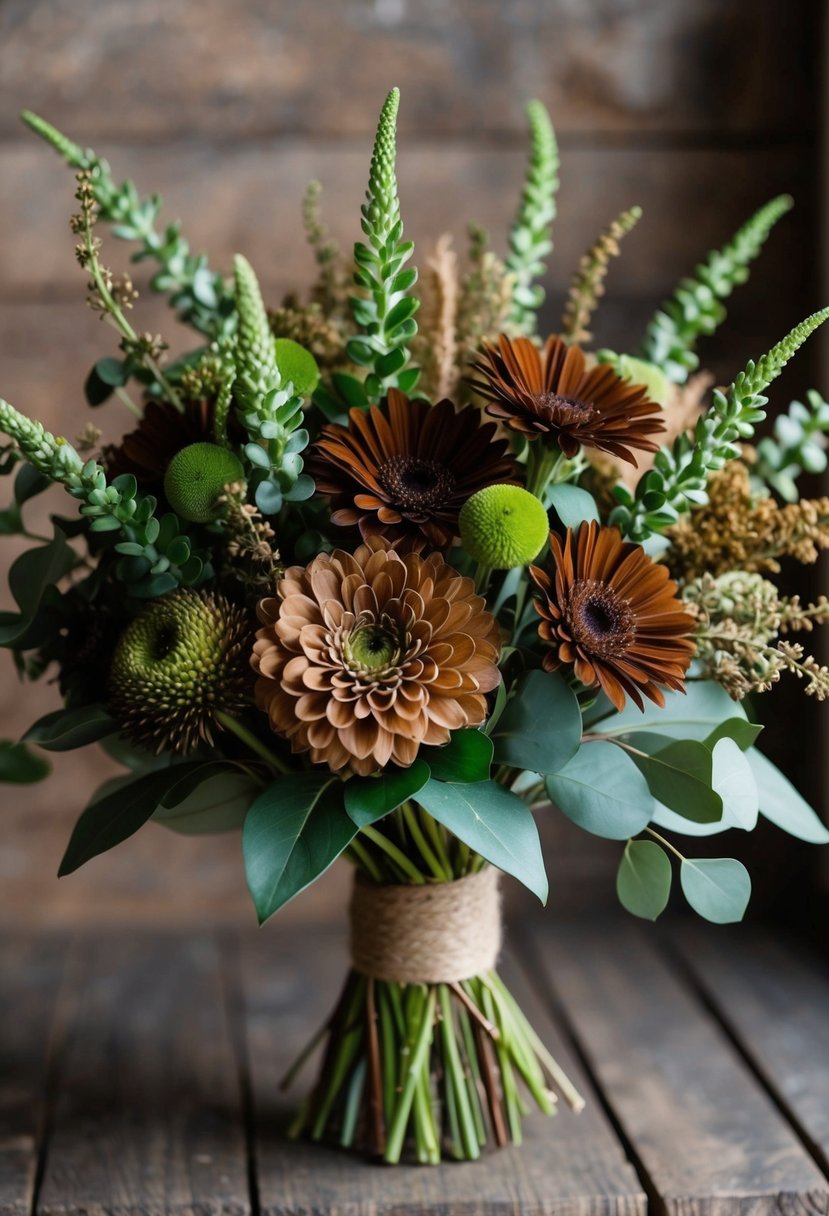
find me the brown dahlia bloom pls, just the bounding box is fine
[469,335,664,465]
[529,521,695,711]
[307,389,517,551]
[252,537,502,775]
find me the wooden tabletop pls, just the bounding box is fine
[2,918,828,1216]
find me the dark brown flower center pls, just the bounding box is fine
[534,392,597,428]
[567,579,635,658]
[378,454,455,512]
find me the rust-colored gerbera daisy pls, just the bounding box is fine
[529,521,696,711]
[252,537,502,775]
[307,389,517,551]
[469,335,664,465]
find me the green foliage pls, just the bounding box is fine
[23,704,116,751]
[679,857,751,923]
[491,670,581,775]
[347,87,420,402]
[545,741,653,840]
[623,733,723,824]
[616,840,672,920]
[505,101,559,335]
[651,735,759,837]
[414,778,548,902]
[0,740,51,784]
[753,389,829,501]
[152,769,260,835]
[546,483,600,530]
[243,772,356,923]
[21,111,234,339]
[233,255,314,514]
[422,731,494,783]
[746,748,829,843]
[639,194,794,383]
[0,526,76,647]
[345,761,431,827]
[611,309,829,541]
[586,679,747,740]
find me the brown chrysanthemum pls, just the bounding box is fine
[307,389,517,551]
[529,522,696,711]
[252,537,502,775]
[469,335,664,465]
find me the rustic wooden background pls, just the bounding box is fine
[0,0,825,928]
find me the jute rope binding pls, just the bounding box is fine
[349,867,502,984]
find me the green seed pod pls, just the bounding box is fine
[163,442,244,523]
[108,590,253,754]
[459,484,549,569]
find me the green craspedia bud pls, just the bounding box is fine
[108,590,254,755]
[163,442,243,523]
[459,484,549,569]
[615,355,671,406]
[275,338,320,398]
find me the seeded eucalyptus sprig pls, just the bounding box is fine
[505,100,559,336]
[0,399,205,597]
[347,87,420,404]
[753,390,829,502]
[21,110,234,340]
[233,255,313,515]
[639,194,794,384]
[612,308,829,542]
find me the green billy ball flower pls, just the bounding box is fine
[163,442,244,523]
[459,484,549,569]
[108,590,254,755]
[275,338,320,397]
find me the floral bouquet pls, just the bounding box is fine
[2,88,828,1165]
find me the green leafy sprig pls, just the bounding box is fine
[22,110,234,340]
[0,398,204,597]
[612,308,829,541]
[233,255,313,515]
[753,389,829,502]
[505,100,559,336]
[347,87,420,403]
[639,194,794,383]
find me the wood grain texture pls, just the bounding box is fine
[35,934,250,1216]
[0,937,66,1216]
[527,919,829,1213]
[237,924,646,1216]
[0,0,818,140]
[671,925,829,1175]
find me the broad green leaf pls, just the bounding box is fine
[590,681,746,740]
[243,773,355,922]
[23,704,117,752]
[0,529,76,646]
[59,761,224,875]
[423,731,493,783]
[624,733,722,824]
[652,737,758,836]
[153,770,259,835]
[546,483,600,529]
[680,857,751,923]
[747,748,829,844]
[414,778,548,903]
[705,718,763,751]
[14,464,51,506]
[0,739,50,784]
[344,760,430,827]
[546,741,653,840]
[617,839,672,920]
[491,670,581,775]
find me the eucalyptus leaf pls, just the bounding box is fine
[651,737,758,836]
[423,730,493,783]
[616,839,672,920]
[491,670,581,776]
[590,681,745,740]
[344,760,430,827]
[680,857,751,923]
[243,773,355,923]
[23,704,117,752]
[546,741,653,840]
[545,483,600,529]
[624,733,722,824]
[0,739,51,784]
[747,748,829,843]
[414,778,548,903]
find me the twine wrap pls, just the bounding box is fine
[349,867,502,984]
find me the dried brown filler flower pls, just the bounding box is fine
[252,537,502,774]
[308,389,517,551]
[469,335,664,465]
[529,521,695,711]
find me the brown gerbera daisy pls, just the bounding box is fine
[252,536,502,775]
[307,389,517,551]
[469,335,664,465]
[529,521,696,711]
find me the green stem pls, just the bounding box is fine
[438,985,480,1159]
[359,826,428,884]
[385,986,437,1164]
[214,711,292,774]
[525,442,564,500]
[346,838,384,883]
[645,826,686,861]
[474,562,492,595]
[401,804,446,881]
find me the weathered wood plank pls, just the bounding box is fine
[0,143,810,303]
[0,936,67,1216]
[35,934,250,1216]
[528,920,829,1214]
[0,0,818,140]
[671,925,829,1174]
[237,924,646,1216]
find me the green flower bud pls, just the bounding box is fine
[163,442,244,523]
[459,484,549,569]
